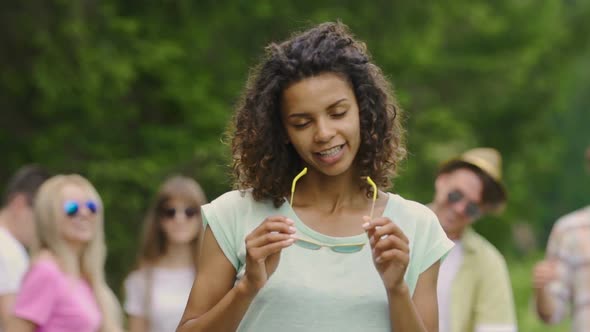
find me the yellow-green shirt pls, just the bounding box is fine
[448,227,517,332]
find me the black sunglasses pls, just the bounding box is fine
[160,207,200,219]
[447,190,481,219]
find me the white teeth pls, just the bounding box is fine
[318,145,342,157]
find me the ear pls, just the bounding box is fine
[434,173,447,192]
[7,193,31,218]
[9,193,29,209]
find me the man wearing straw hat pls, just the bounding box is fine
[533,145,590,331]
[429,147,516,332]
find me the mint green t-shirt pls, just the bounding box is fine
[202,190,453,332]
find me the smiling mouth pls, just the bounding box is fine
[316,145,344,157]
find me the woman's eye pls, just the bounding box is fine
[293,122,310,129]
[332,111,347,118]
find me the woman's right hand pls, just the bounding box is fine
[240,216,296,293]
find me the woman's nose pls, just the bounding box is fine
[314,119,335,143]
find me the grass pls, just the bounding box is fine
[507,253,570,331]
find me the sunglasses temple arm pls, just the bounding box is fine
[366,176,377,220]
[290,167,308,207]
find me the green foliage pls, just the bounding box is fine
[1,2,590,319]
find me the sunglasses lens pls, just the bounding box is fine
[332,245,364,253]
[294,240,321,250]
[64,201,79,217]
[162,208,176,218]
[86,201,98,214]
[185,207,199,218]
[465,204,480,218]
[447,190,463,203]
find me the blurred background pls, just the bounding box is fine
[2,1,589,330]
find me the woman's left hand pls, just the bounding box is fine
[362,216,410,292]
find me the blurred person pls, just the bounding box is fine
[7,174,123,332]
[0,165,50,331]
[123,176,207,332]
[177,22,454,332]
[533,145,590,331]
[429,147,517,332]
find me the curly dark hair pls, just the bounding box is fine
[227,21,406,207]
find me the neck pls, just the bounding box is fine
[159,242,194,268]
[59,245,83,278]
[445,230,463,241]
[294,170,366,213]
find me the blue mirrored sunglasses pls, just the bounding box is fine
[63,200,99,217]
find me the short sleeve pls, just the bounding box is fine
[0,234,29,295]
[124,270,147,317]
[544,221,574,323]
[12,260,61,325]
[201,191,244,271]
[417,209,454,274]
[0,254,19,294]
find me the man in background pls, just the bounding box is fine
[429,147,517,332]
[533,145,590,331]
[0,165,50,331]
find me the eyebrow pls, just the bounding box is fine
[287,98,348,119]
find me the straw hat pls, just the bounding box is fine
[438,147,506,211]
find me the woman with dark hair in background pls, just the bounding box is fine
[124,176,207,332]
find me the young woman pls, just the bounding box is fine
[8,174,122,332]
[123,176,207,332]
[178,22,454,332]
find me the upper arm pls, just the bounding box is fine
[128,315,148,332]
[123,271,146,318]
[178,226,238,326]
[412,260,440,332]
[5,316,36,332]
[0,294,15,329]
[542,226,576,324]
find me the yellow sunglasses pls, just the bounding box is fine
[289,167,377,253]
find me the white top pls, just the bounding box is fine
[0,226,29,295]
[203,190,454,332]
[437,241,464,332]
[124,266,195,332]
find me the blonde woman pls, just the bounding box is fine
[123,176,207,332]
[8,174,122,332]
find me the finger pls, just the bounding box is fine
[248,238,295,261]
[264,215,295,225]
[373,234,409,254]
[246,219,296,241]
[362,216,376,239]
[363,217,409,245]
[371,220,408,244]
[247,231,297,248]
[375,248,409,265]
